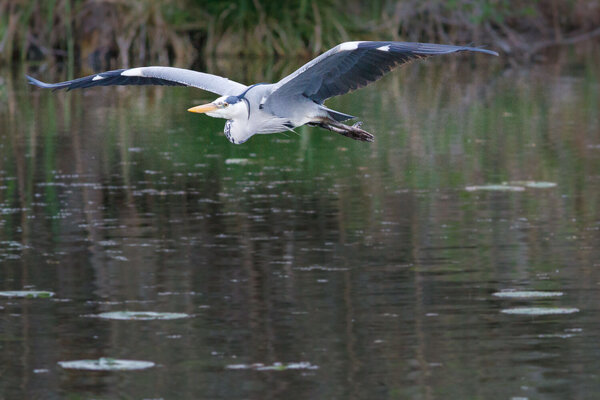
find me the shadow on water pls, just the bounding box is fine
[0,46,599,399]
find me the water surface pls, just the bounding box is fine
[1,48,599,399]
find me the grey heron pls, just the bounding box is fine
[27,41,497,144]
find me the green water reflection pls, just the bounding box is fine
[0,48,599,399]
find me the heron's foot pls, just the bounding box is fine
[315,119,374,142]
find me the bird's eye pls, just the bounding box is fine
[223,102,229,108]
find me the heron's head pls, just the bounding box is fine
[187,95,247,120]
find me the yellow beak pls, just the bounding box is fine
[187,103,218,113]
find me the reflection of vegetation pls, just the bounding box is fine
[1,0,599,67]
[1,54,599,399]
[1,53,598,251]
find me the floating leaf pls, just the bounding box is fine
[0,291,55,298]
[506,181,557,189]
[465,185,525,192]
[493,291,563,299]
[226,361,318,371]
[58,358,155,371]
[225,158,250,165]
[501,307,579,315]
[296,265,349,271]
[95,311,189,320]
[538,333,575,339]
[33,368,50,374]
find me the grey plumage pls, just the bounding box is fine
[269,41,497,103]
[27,41,498,144]
[27,66,246,95]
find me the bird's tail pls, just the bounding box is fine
[319,105,355,122]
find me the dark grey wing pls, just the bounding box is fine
[267,41,498,104]
[27,66,248,96]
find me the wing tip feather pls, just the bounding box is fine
[415,43,499,56]
[26,74,71,90]
[26,75,48,88]
[466,47,499,57]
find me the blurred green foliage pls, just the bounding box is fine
[0,0,599,67]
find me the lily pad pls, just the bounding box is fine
[226,361,318,371]
[506,181,557,189]
[501,307,579,315]
[0,291,55,298]
[493,291,563,299]
[538,333,575,339]
[465,185,525,192]
[95,311,190,320]
[225,158,250,165]
[58,358,155,371]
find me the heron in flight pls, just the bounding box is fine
[28,41,497,144]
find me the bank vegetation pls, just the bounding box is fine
[1,0,599,69]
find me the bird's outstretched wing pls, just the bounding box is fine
[27,66,248,96]
[267,41,498,104]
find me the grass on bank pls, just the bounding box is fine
[0,0,599,68]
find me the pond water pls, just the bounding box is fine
[0,47,599,399]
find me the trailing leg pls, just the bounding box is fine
[310,119,374,142]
